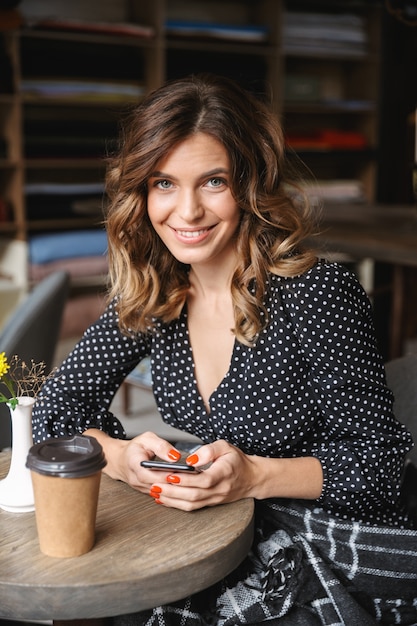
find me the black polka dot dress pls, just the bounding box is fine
[33,260,413,526]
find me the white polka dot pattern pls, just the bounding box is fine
[33,260,413,525]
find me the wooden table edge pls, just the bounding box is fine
[0,453,255,621]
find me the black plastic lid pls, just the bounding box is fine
[26,435,107,478]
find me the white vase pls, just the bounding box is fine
[0,396,35,513]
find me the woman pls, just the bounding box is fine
[33,74,417,625]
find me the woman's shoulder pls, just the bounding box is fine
[271,258,358,287]
[268,259,370,310]
[267,258,374,332]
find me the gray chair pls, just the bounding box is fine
[385,353,417,466]
[385,353,417,526]
[0,271,70,450]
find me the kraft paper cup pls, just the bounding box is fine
[26,435,106,558]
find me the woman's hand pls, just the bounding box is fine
[84,430,323,511]
[146,440,323,511]
[145,439,261,511]
[83,428,186,494]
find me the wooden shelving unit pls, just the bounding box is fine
[0,0,382,328]
[280,2,381,205]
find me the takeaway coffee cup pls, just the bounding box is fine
[26,435,106,558]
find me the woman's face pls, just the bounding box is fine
[147,133,240,269]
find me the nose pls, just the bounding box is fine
[177,188,204,222]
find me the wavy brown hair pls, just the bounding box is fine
[106,74,317,346]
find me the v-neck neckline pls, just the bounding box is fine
[182,310,237,415]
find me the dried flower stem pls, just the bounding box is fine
[0,354,57,409]
[7,355,51,398]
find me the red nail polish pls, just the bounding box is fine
[168,449,181,461]
[149,490,160,498]
[186,453,199,465]
[166,474,180,484]
[150,485,162,493]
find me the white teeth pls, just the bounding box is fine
[176,229,208,238]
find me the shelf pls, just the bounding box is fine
[284,101,376,114]
[0,95,16,104]
[0,223,18,234]
[0,0,383,300]
[22,95,144,107]
[26,218,102,231]
[289,148,377,158]
[0,159,17,168]
[282,48,374,61]
[166,38,274,56]
[20,28,156,49]
[25,158,105,169]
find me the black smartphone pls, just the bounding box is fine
[140,459,201,473]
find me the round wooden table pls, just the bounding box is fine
[0,453,254,621]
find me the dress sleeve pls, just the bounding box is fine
[282,262,413,518]
[32,300,150,443]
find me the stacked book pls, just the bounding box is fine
[165,20,268,43]
[21,78,145,102]
[283,12,367,56]
[300,180,365,207]
[285,179,366,208]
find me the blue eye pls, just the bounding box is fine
[207,177,224,188]
[155,180,172,189]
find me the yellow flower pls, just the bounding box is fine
[0,354,50,410]
[0,352,17,409]
[0,352,10,378]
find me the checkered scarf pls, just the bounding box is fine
[114,500,417,626]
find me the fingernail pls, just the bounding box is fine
[154,499,162,505]
[166,474,180,484]
[186,453,199,465]
[150,485,162,495]
[168,449,181,461]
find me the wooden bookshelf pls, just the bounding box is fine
[0,0,383,327]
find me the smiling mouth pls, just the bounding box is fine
[174,227,214,238]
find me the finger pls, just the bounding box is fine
[165,469,216,489]
[133,431,182,461]
[185,440,232,468]
[148,484,220,511]
[153,473,229,505]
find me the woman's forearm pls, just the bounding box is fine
[83,428,130,481]
[249,455,323,501]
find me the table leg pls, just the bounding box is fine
[122,381,131,414]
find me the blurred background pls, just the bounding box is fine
[1,0,416,370]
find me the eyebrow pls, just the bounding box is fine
[149,167,229,181]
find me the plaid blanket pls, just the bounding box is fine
[114,500,417,626]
